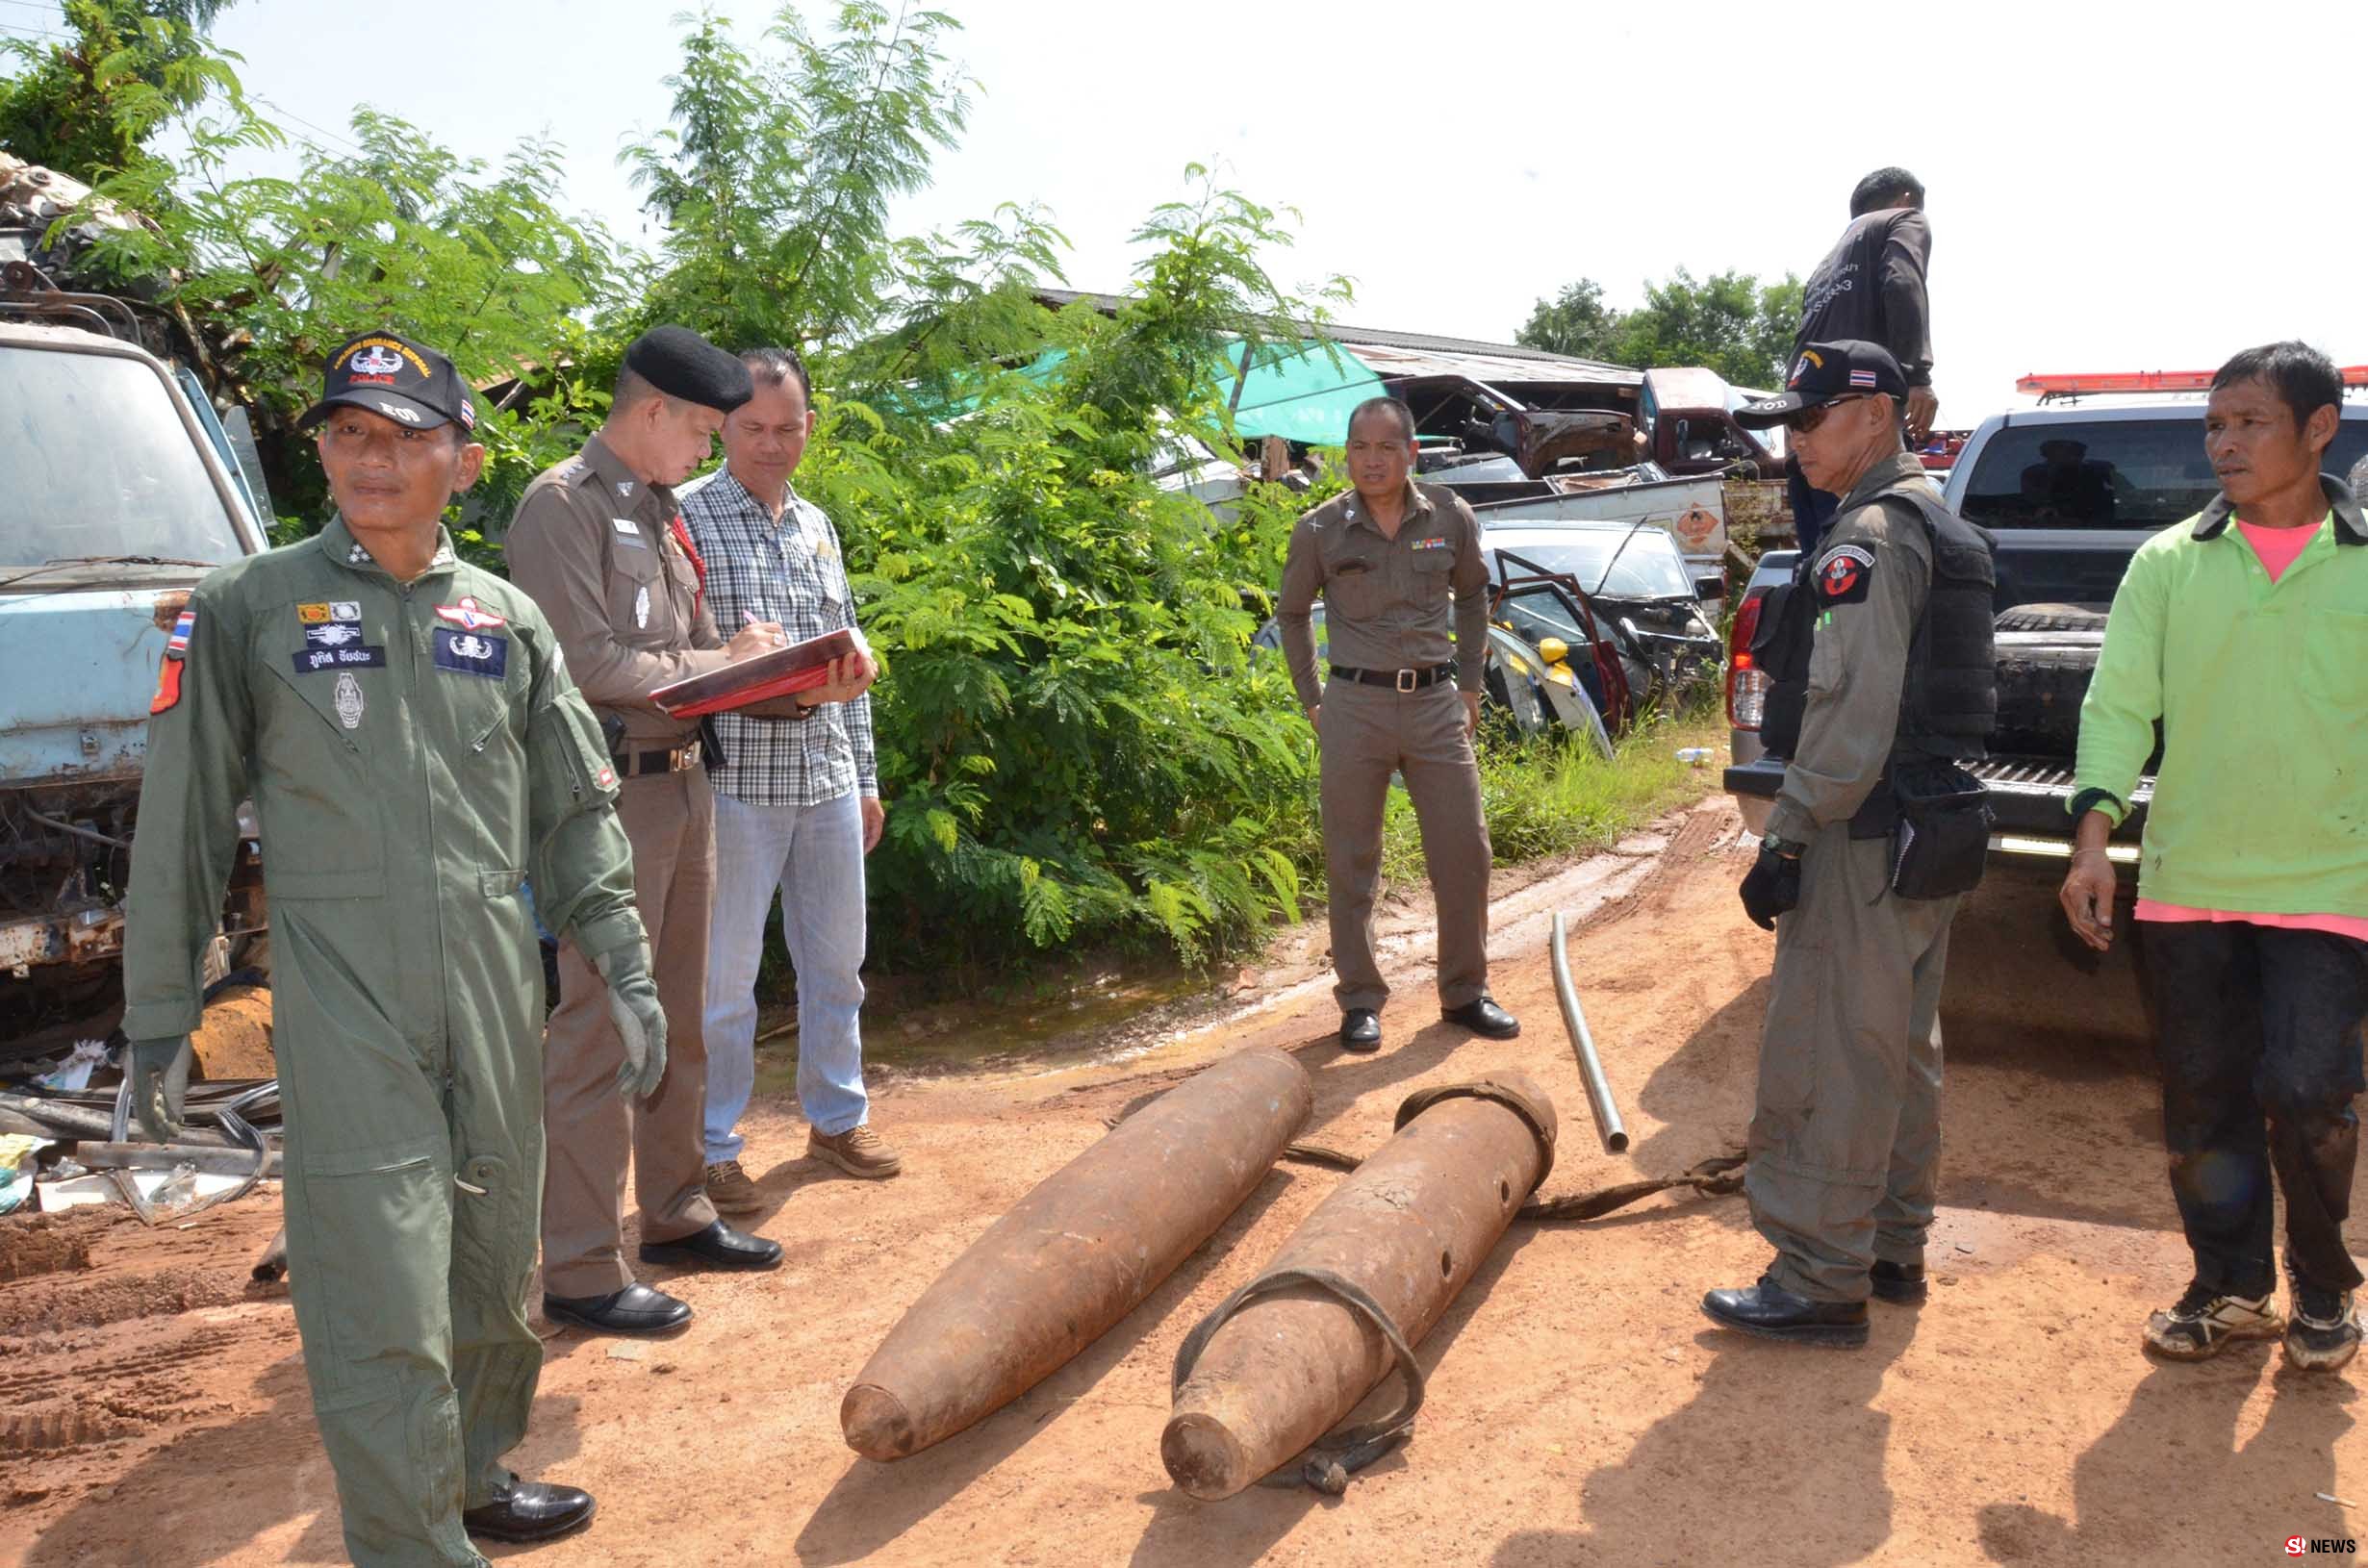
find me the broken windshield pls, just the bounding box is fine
[1,345,246,570]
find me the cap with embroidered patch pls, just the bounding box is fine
[1735,340,1908,428]
[298,331,479,434]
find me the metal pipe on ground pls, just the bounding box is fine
[842,1047,1313,1461]
[1550,910,1628,1155]
[1163,1074,1559,1501]
[61,1142,284,1178]
[0,1093,239,1149]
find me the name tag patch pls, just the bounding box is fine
[433,626,509,677]
[612,517,642,537]
[292,645,388,674]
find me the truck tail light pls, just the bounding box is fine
[1726,593,1768,731]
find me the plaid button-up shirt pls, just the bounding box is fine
[680,468,878,806]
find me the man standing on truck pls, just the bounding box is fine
[122,331,653,1562]
[2061,341,2368,1373]
[1783,167,1938,560]
[1703,341,1997,1348]
[506,327,795,1337]
[1276,395,1519,1052]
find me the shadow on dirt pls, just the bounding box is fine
[1492,1325,1912,1565]
[1975,1357,2356,1561]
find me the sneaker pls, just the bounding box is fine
[703,1158,766,1216]
[2285,1277,2362,1372]
[2143,1283,2282,1360]
[808,1123,903,1179]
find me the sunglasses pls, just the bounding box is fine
[1783,394,1871,436]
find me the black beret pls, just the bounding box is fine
[624,325,753,414]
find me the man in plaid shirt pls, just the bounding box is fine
[682,346,901,1203]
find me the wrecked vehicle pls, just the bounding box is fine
[1,292,273,1062]
[1482,522,1725,715]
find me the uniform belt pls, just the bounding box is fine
[1329,661,1458,693]
[612,742,700,778]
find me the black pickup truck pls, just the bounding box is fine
[1723,394,2368,862]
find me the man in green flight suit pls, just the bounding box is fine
[121,331,667,1566]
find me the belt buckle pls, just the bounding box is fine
[1395,668,1417,693]
[671,746,697,773]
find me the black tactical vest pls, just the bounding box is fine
[1751,477,1997,762]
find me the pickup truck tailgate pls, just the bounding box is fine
[1723,753,2151,844]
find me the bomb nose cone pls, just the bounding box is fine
[841,1383,916,1460]
[1161,1410,1252,1500]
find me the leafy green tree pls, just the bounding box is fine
[1515,268,1803,388]
[796,167,1343,969]
[0,0,241,178]
[621,1,1058,392]
[1515,277,1623,363]
[80,100,620,536]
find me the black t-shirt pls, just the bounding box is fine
[1792,208,1933,386]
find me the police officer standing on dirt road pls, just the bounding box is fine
[506,327,791,1337]
[1277,395,1520,1053]
[122,331,657,1563]
[1703,340,1998,1348]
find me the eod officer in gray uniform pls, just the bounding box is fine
[122,333,660,1562]
[1277,396,1519,1051]
[1702,341,1998,1348]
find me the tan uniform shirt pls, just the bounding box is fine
[504,434,729,747]
[1276,479,1490,710]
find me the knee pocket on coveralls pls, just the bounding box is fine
[450,1150,537,1316]
[287,1135,453,1410]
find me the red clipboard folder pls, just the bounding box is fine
[649,627,860,718]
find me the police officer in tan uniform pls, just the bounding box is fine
[506,327,788,1334]
[1701,341,1997,1349]
[1277,395,1519,1050]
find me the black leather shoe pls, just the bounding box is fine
[1871,1259,1928,1304]
[639,1219,783,1273]
[1701,1278,1869,1347]
[543,1281,693,1336]
[462,1479,597,1544]
[1441,997,1520,1039]
[1339,1009,1382,1052]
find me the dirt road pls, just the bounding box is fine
[6,798,2361,1565]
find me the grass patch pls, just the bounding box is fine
[1378,710,1728,885]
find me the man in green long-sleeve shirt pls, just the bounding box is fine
[2063,340,2368,1375]
[122,332,668,1564]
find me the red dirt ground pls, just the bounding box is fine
[5,798,2361,1566]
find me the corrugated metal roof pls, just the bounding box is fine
[1032,288,1640,382]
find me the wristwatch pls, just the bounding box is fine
[1760,832,1805,860]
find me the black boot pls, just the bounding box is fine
[1871,1259,1927,1304]
[1338,1009,1382,1051]
[1701,1277,1868,1347]
[639,1219,783,1272]
[463,1479,596,1544]
[543,1281,693,1336]
[1440,997,1520,1039]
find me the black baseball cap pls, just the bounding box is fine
[1735,340,1908,428]
[297,331,479,434]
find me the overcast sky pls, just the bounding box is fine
[9,0,2365,422]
